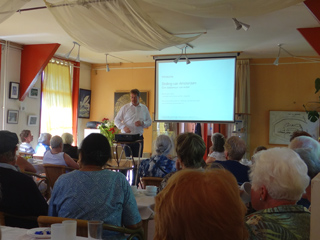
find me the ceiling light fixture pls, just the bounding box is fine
[66,41,80,62]
[185,47,190,65]
[106,54,110,72]
[174,49,183,63]
[232,18,250,31]
[273,44,282,66]
[65,42,76,59]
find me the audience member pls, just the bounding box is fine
[35,133,52,156]
[158,132,206,192]
[61,133,79,159]
[294,148,320,209]
[49,133,141,238]
[290,130,312,142]
[214,136,249,185]
[289,135,320,160]
[138,135,176,181]
[0,131,48,228]
[253,145,267,154]
[206,133,226,164]
[247,148,310,239]
[154,169,248,240]
[19,130,35,154]
[43,136,79,169]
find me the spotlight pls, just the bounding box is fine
[106,54,110,72]
[65,42,76,58]
[273,44,282,66]
[184,47,190,65]
[232,18,250,31]
[174,49,183,64]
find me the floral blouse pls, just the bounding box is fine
[138,155,176,179]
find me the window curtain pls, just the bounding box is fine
[235,59,250,114]
[0,0,29,24]
[42,61,73,136]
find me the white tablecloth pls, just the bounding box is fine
[0,226,87,240]
[135,190,155,220]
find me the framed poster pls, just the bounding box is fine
[114,91,149,118]
[29,87,40,98]
[78,89,91,118]
[7,110,18,124]
[269,111,319,144]
[28,115,38,126]
[9,82,19,99]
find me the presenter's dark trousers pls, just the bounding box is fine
[123,135,143,185]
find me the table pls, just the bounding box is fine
[0,226,88,240]
[135,189,155,240]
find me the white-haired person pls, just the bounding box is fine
[43,136,79,169]
[61,133,79,159]
[289,135,320,159]
[138,135,176,180]
[35,133,52,156]
[246,148,310,239]
[206,133,226,164]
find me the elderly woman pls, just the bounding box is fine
[215,136,249,185]
[61,133,79,159]
[49,133,141,238]
[18,130,35,154]
[206,132,226,164]
[138,135,176,180]
[158,132,206,192]
[35,133,52,156]
[154,169,248,240]
[43,136,79,169]
[246,148,310,239]
[289,135,320,159]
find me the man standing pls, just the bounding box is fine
[114,89,152,157]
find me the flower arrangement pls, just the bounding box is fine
[97,118,120,146]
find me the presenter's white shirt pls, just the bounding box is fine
[114,103,152,135]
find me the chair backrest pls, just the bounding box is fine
[19,152,33,159]
[37,216,144,240]
[141,177,163,189]
[43,164,75,189]
[23,171,51,200]
[0,211,38,229]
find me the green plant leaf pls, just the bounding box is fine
[307,111,319,122]
[315,78,320,94]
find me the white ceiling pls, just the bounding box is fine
[0,0,319,64]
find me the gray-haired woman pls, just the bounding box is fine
[138,135,176,180]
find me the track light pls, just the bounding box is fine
[273,44,282,66]
[185,47,190,64]
[65,42,75,59]
[66,41,80,62]
[174,49,183,63]
[106,54,110,72]
[232,18,250,31]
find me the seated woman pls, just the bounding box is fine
[138,135,176,180]
[19,130,35,154]
[247,148,310,239]
[206,133,226,164]
[35,133,52,156]
[158,132,206,192]
[154,169,248,240]
[48,133,142,238]
[61,133,79,159]
[43,136,79,169]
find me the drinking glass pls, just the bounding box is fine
[62,220,77,240]
[88,220,103,240]
[51,223,65,240]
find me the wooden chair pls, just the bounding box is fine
[37,216,144,240]
[23,171,51,200]
[43,164,76,189]
[141,177,163,189]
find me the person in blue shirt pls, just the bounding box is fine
[138,135,176,181]
[48,133,141,238]
[35,133,51,156]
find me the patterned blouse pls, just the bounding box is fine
[246,205,310,240]
[138,155,176,179]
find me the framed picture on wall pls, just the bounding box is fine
[9,82,19,99]
[114,91,149,118]
[78,89,91,118]
[28,115,38,126]
[29,87,40,98]
[7,110,18,124]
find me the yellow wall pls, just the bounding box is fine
[90,62,155,153]
[250,57,320,155]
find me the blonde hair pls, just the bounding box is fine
[154,169,248,240]
[61,133,74,145]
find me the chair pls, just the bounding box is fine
[19,152,33,159]
[23,171,51,200]
[43,164,76,189]
[0,211,38,229]
[141,177,163,189]
[37,216,144,240]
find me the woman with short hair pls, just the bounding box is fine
[19,130,35,154]
[246,148,310,239]
[35,133,52,156]
[138,135,176,179]
[49,133,141,238]
[61,133,79,159]
[206,133,226,164]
